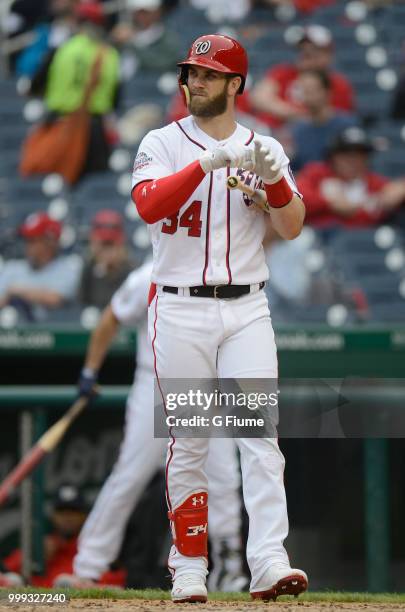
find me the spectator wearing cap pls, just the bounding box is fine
[0,485,125,588]
[288,69,357,172]
[15,0,79,79]
[244,25,355,129]
[79,210,135,308]
[0,212,82,317]
[111,0,180,75]
[30,1,120,175]
[298,127,405,229]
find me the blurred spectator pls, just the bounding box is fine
[288,69,357,171]
[298,127,405,229]
[111,0,180,76]
[15,0,79,78]
[189,0,250,22]
[244,25,355,129]
[79,210,135,308]
[291,0,336,12]
[391,71,405,119]
[3,0,48,39]
[0,212,82,319]
[29,1,120,176]
[0,485,124,588]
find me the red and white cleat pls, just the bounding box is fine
[251,563,308,601]
[171,574,208,603]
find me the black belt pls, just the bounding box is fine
[163,282,265,299]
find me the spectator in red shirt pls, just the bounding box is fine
[298,127,405,229]
[0,485,125,588]
[245,25,355,129]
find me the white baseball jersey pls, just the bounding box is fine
[132,116,299,287]
[111,260,153,372]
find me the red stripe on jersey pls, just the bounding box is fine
[175,121,206,151]
[245,130,254,145]
[148,282,157,306]
[151,295,175,513]
[202,172,213,285]
[225,166,232,284]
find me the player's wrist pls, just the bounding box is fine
[199,151,215,174]
[82,367,98,379]
[264,176,294,208]
[262,170,284,185]
[78,367,99,398]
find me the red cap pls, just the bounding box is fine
[178,34,248,94]
[75,1,105,26]
[20,212,62,240]
[91,209,125,244]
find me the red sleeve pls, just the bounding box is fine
[132,160,206,224]
[296,163,331,218]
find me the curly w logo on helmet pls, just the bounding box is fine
[195,40,211,55]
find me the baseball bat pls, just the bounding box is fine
[226,176,270,213]
[0,393,94,507]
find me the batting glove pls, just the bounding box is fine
[199,142,255,174]
[253,140,283,185]
[77,368,99,399]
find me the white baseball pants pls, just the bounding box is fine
[149,288,289,590]
[73,368,242,580]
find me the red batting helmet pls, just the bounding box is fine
[178,34,248,94]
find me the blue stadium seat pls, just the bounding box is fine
[329,228,403,256]
[333,252,400,282]
[279,302,356,325]
[367,302,405,322]
[0,151,20,178]
[123,72,166,105]
[44,305,84,325]
[368,119,405,147]
[372,149,405,178]
[360,276,403,305]
[0,125,27,153]
[6,177,52,203]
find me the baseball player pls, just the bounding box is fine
[131,35,308,602]
[54,260,248,592]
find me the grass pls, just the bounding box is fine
[1,588,405,604]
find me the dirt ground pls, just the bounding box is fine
[1,600,404,612]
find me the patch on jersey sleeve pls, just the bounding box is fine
[134,151,153,172]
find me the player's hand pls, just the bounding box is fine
[199,142,255,173]
[253,139,283,185]
[77,368,99,400]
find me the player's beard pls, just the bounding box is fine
[189,83,228,118]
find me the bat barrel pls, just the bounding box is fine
[0,446,45,507]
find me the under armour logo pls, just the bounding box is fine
[151,182,157,190]
[192,495,205,506]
